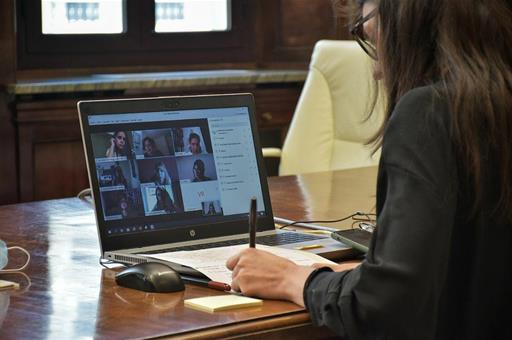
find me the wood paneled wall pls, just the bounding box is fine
[0,0,18,203]
[0,0,350,204]
[16,99,89,201]
[14,85,303,202]
[259,0,347,66]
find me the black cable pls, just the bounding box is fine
[277,211,376,229]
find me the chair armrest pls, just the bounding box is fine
[261,147,282,176]
[262,147,282,158]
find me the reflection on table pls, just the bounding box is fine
[0,167,377,339]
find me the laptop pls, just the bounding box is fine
[78,94,350,276]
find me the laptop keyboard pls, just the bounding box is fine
[140,232,324,254]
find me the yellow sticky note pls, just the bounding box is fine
[184,295,263,313]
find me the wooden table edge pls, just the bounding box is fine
[158,311,312,339]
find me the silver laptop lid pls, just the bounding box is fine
[78,94,274,254]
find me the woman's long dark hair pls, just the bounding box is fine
[368,0,512,222]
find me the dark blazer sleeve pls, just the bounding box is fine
[304,86,459,339]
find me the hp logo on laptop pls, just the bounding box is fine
[189,230,196,237]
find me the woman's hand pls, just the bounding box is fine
[226,248,315,307]
[106,137,116,158]
[311,259,362,272]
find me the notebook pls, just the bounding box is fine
[78,94,350,277]
[184,295,263,313]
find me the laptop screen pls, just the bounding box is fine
[79,94,273,252]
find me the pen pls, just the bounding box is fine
[249,197,257,248]
[294,244,324,250]
[181,275,231,291]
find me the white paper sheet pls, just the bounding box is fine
[142,244,336,284]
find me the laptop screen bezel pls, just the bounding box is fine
[78,93,275,254]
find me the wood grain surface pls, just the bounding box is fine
[0,167,377,339]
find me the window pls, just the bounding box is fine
[42,0,125,34]
[40,0,231,35]
[154,0,230,33]
[18,0,252,70]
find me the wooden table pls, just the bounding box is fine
[0,167,377,339]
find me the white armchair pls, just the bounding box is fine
[264,40,384,176]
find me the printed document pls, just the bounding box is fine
[144,244,336,284]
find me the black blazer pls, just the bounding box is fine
[304,86,512,340]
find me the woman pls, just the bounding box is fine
[192,159,211,182]
[111,162,128,187]
[143,137,163,158]
[152,186,176,214]
[152,161,172,185]
[226,0,512,338]
[106,131,130,158]
[207,202,217,215]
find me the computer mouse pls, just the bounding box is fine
[115,262,185,293]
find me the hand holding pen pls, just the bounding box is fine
[181,197,257,292]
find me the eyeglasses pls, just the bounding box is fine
[350,8,378,60]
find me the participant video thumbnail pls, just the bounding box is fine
[201,200,223,216]
[131,129,175,159]
[179,181,220,212]
[96,160,139,190]
[91,131,135,161]
[100,189,144,220]
[138,158,180,185]
[174,126,212,156]
[141,184,183,215]
[176,154,217,183]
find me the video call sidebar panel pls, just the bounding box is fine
[208,114,265,216]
